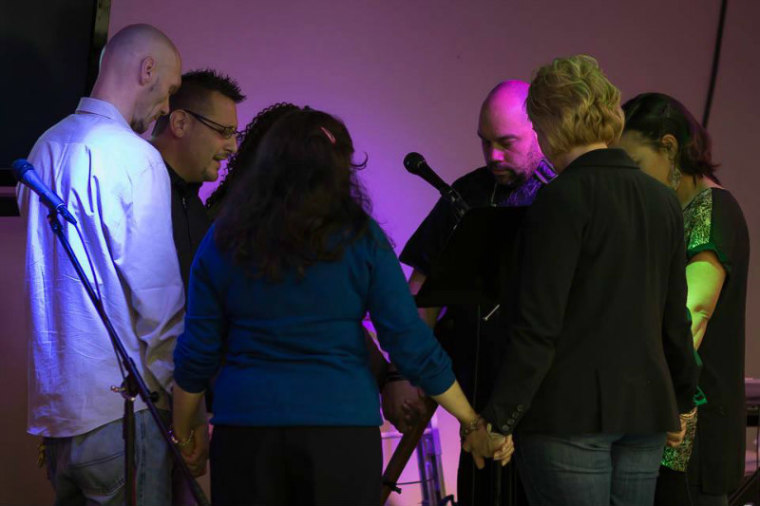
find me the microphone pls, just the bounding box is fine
[12,159,77,224]
[403,152,470,219]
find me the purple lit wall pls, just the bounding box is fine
[2,1,758,504]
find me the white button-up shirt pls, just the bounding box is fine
[18,97,185,437]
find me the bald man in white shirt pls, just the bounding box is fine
[17,24,185,505]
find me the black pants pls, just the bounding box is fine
[210,425,381,506]
[655,466,729,506]
[456,452,529,506]
[655,466,692,506]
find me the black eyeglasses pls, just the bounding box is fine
[181,109,239,139]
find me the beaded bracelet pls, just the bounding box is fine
[168,425,194,449]
[459,416,485,439]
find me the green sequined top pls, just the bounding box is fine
[684,188,714,254]
[661,188,714,472]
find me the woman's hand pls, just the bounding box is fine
[491,433,515,466]
[172,385,209,477]
[177,424,210,477]
[666,408,695,448]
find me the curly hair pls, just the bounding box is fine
[206,102,301,217]
[213,108,372,280]
[526,55,624,159]
[622,92,718,179]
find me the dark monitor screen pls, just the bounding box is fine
[0,0,108,214]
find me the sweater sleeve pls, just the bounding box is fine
[366,221,455,395]
[173,228,228,393]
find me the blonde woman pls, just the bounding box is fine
[482,55,698,506]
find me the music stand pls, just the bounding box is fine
[392,206,526,506]
[416,206,525,309]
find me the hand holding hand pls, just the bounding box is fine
[381,380,428,433]
[492,433,514,466]
[461,416,496,469]
[666,408,695,448]
[174,423,210,477]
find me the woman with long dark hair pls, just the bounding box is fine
[171,108,507,505]
[619,93,749,506]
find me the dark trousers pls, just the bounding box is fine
[655,466,692,506]
[457,451,528,506]
[210,425,381,506]
[655,464,730,506]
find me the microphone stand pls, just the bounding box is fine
[441,186,470,222]
[46,210,210,506]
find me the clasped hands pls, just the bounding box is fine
[461,416,514,469]
[665,407,696,448]
[173,422,210,477]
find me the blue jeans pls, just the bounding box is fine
[515,432,667,506]
[44,410,172,506]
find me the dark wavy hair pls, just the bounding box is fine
[214,108,372,280]
[206,102,302,217]
[622,93,718,179]
[152,68,245,136]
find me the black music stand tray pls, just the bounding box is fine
[415,206,527,506]
[416,206,525,310]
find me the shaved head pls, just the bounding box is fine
[477,80,543,186]
[480,80,531,132]
[91,24,182,133]
[100,24,179,75]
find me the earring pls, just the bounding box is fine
[668,159,681,190]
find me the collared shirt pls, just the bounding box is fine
[18,97,185,437]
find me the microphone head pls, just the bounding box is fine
[403,152,426,174]
[11,158,33,180]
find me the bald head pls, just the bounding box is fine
[477,80,543,186]
[92,24,182,133]
[480,80,531,128]
[101,24,178,73]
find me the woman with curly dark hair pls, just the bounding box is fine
[171,108,508,505]
[205,101,302,217]
[619,93,750,506]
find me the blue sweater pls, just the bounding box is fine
[173,220,455,427]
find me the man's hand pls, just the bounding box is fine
[381,380,428,433]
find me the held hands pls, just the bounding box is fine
[460,416,515,469]
[381,380,429,433]
[173,423,210,477]
[666,408,696,448]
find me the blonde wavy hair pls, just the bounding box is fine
[526,55,624,159]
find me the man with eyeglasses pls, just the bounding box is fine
[149,70,244,496]
[152,69,245,291]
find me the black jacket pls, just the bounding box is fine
[167,164,211,291]
[482,149,698,435]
